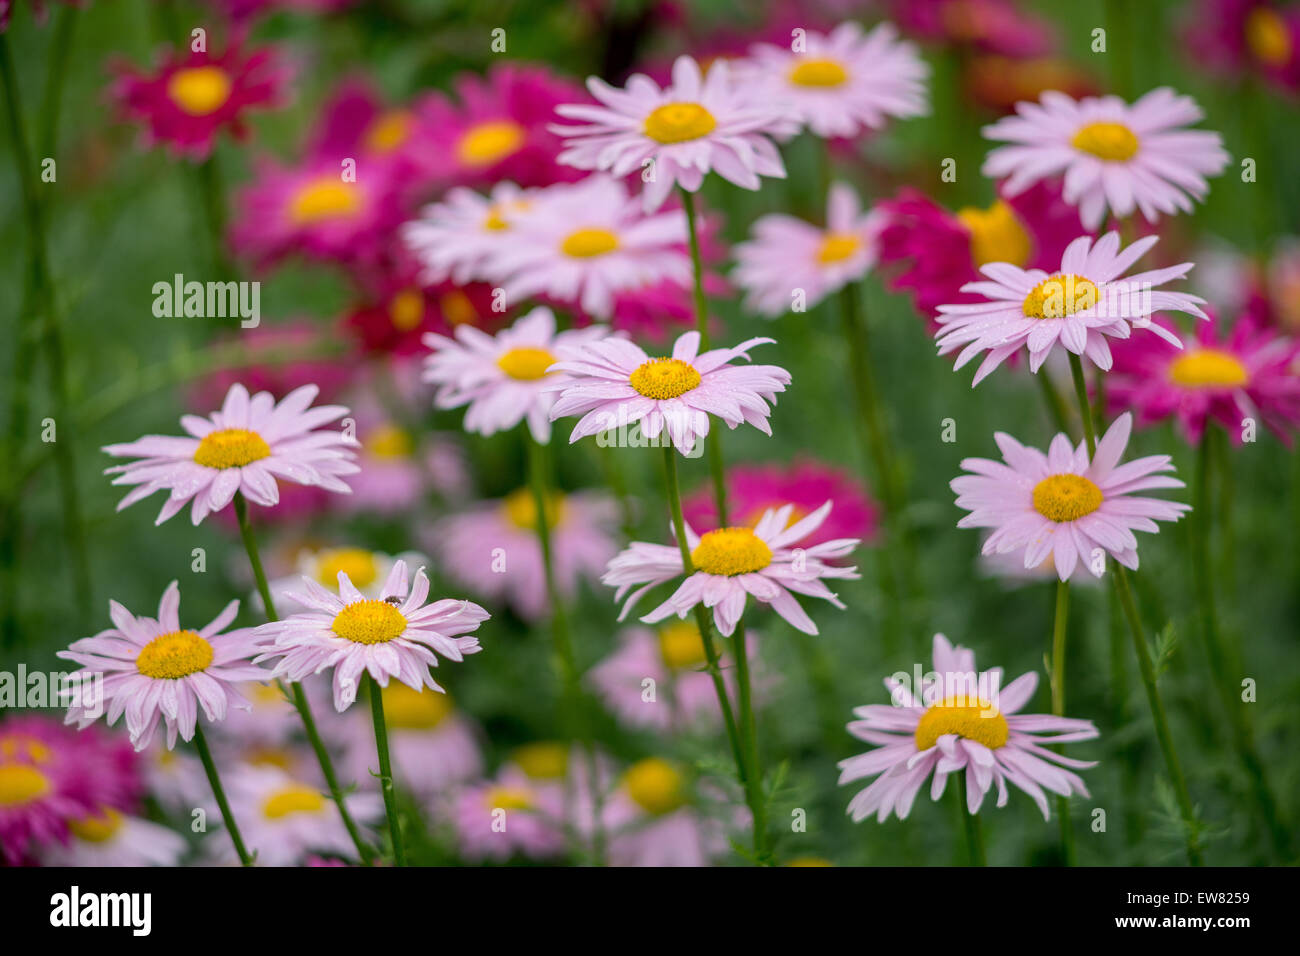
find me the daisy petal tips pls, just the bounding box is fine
[951,412,1190,581]
[547,330,792,456]
[103,382,359,525]
[935,231,1209,385]
[254,559,490,712]
[839,634,1099,823]
[602,500,860,637]
[550,55,792,211]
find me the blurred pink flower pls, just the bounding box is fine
[1185,0,1300,94]
[447,767,566,861]
[191,320,351,410]
[885,0,1056,57]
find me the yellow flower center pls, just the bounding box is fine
[193,427,271,469]
[382,683,453,730]
[501,487,565,531]
[1168,349,1250,388]
[365,423,414,459]
[331,600,407,644]
[643,101,718,144]
[915,696,1009,751]
[387,288,425,331]
[658,620,707,670]
[0,764,51,807]
[485,786,534,810]
[561,227,620,258]
[1022,273,1099,319]
[816,232,861,264]
[624,757,686,815]
[787,856,834,866]
[0,736,52,763]
[483,199,530,232]
[364,110,413,153]
[245,747,295,770]
[440,289,478,326]
[166,65,232,116]
[957,199,1032,268]
[289,177,361,225]
[1032,474,1104,523]
[315,548,379,590]
[69,808,125,843]
[788,58,849,87]
[1070,121,1139,161]
[136,630,215,679]
[262,785,326,819]
[690,527,773,576]
[511,741,570,780]
[456,120,527,166]
[628,357,702,400]
[497,346,558,380]
[1246,7,1293,65]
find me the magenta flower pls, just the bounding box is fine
[839,634,1098,822]
[1185,0,1300,94]
[256,560,489,712]
[1107,314,1300,445]
[682,458,879,547]
[884,0,1056,57]
[552,55,790,211]
[935,232,1208,385]
[58,582,267,750]
[951,413,1190,580]
[110,36,290,159]
[548,330,791,456]
[982,87,1229,230]
[103,383,358,525]
[604,501,859,636]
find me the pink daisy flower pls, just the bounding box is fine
[682,458,879,548]
[876,180,1085,320]
[1107,314,1300,445]
[587,623,758,732]
[839,633,1099,822]
[483,174,693,320]
[604,501,860,637]
[339,684,482,800]
[306,78,440,191]
[422,305,610,444]
[58,582,267,750]
[732,181,885,316]
[0,716,136,865]
[1185,0,1300,94]
[403,182,539,286]
[427,488,619,621]
[213,764,380,866]
[548,330,791,456]
[982,87,1230,230]
[551,55,790,211]
[448,766,566,861]
[40,810,187,867]
[951,412,1190,580]
[103,383,359,525]
[734,21,928,140]
[255,559,489,712]
[342,278,504,357]
[934,232,1209,385]
[110,36,290,159]
[415,63,590,188]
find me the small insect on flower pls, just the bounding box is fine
[103,383,359,525]
[839,634,1099,822]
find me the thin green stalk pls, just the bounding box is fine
[1036,371,1072,436]
[1,32,91,620]
[1192,434,1291,858]
[955,775,986,866]
[1051,578,1074,865]
[1068,353,1097,456]
[678,186,729,524]
[192,724,254,866]
[233,492,376,865]
[195,152,233,280]
[526,436,604,864]
[1113,566,1203,865]
[367,674,406,866]
[730,618,768,861]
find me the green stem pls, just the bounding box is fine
[526,436,604,864]
[955,775,986,866]
[1036,370,1072,436]
[1068,353,1098,456]
[730,618,768,861]
[195,152,233,281]
[367,674,406,866]
[192,724,254,866]
[1113,566,1203,865]
[1051,578,1074,865]
[233,492,376,865]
